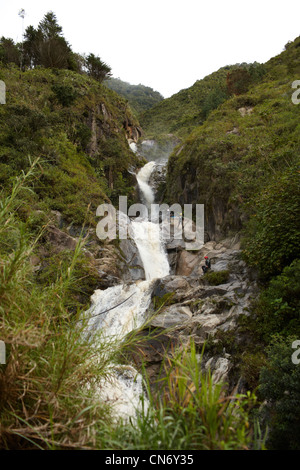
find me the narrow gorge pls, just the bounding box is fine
[1,28,299,449]
[82,145,259,422]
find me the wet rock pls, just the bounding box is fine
[142,237,258,391]
[152,275,191,299]
[119,238,145,282]
[205,355,232,385]
[150,305,192,329]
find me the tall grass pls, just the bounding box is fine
[107,341,262,450]
[0,163,263,450]
[0,161,129,449]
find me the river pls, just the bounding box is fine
[84,159,170,421]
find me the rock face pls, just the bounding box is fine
[138,235,258,391]
[148,162,167,203]
[46,225,78,253]
[119,238,145,282]
[166,165,243,242]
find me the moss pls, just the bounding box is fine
[203,270,230,286]
[0,65,142,226]
[152,292,175,310]
[240,351,267,390]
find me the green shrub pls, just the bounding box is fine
[111,341,261,450]
[258,336,300,450]
[51,83,78,106]
[203,269,230,285]
[251,259,300,342]
[240,352,267,390]
[242,166,300,279]
[0,164,140,450]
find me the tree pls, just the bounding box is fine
[38,11,63,40]
[23,25,44,67]
[23,12,72,69]
[85,53,112,82]
[0,37,20,66]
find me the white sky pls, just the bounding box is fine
[0,0,299,97]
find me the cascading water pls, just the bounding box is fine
[136,161,156,207]
[84,160,169,421]
[130,221,169,280]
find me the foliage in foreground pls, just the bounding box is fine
[0,166,263,450]
[109,342,262,451]
[258,337,300,450]
[0,164,123,449]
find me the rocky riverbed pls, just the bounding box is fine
[130,234,259,394]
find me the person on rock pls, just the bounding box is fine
[202,255,211,274]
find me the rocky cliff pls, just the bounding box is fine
[129,233,258,395]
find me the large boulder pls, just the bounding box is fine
[46,225,78,253]
[150,304,192,329]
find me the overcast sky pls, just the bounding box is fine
[1,0,299,97]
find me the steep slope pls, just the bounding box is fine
[165,36,300,276]
[139,63,265,140]
[0,65,144,226]
[104,77,164,117]
[160,38,300,450]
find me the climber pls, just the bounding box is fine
[201,255,211,274]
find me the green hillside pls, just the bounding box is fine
[0,62,146,451]
[140,62,266,139]
[0,65,143,225]
[165,36,300,276]
[164,36,300,449]
[0,8,300,450]
[104,77,164,116]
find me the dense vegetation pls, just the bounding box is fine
[0,8,299,449]
[1,12,112,81]
[0,65,142,225]
[104,77,164,117]
[157,36,300,449]
[139,62,266,140]
[0,165,259,450]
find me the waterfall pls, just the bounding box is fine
[84,160,169,421]
[136,161,156,206]
[131,220,169,281]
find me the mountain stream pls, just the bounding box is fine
[84,160,170,421]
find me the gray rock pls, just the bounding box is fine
[150,305,192,329]
[46,225,77,253]
[119,238,145,282]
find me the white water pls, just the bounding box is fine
[136,161,156,206]
[129,142,138,153]
[131,220,169,281]
[86,280,155,339]
[85,160,169,421]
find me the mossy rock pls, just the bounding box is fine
[203,269,230,286]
